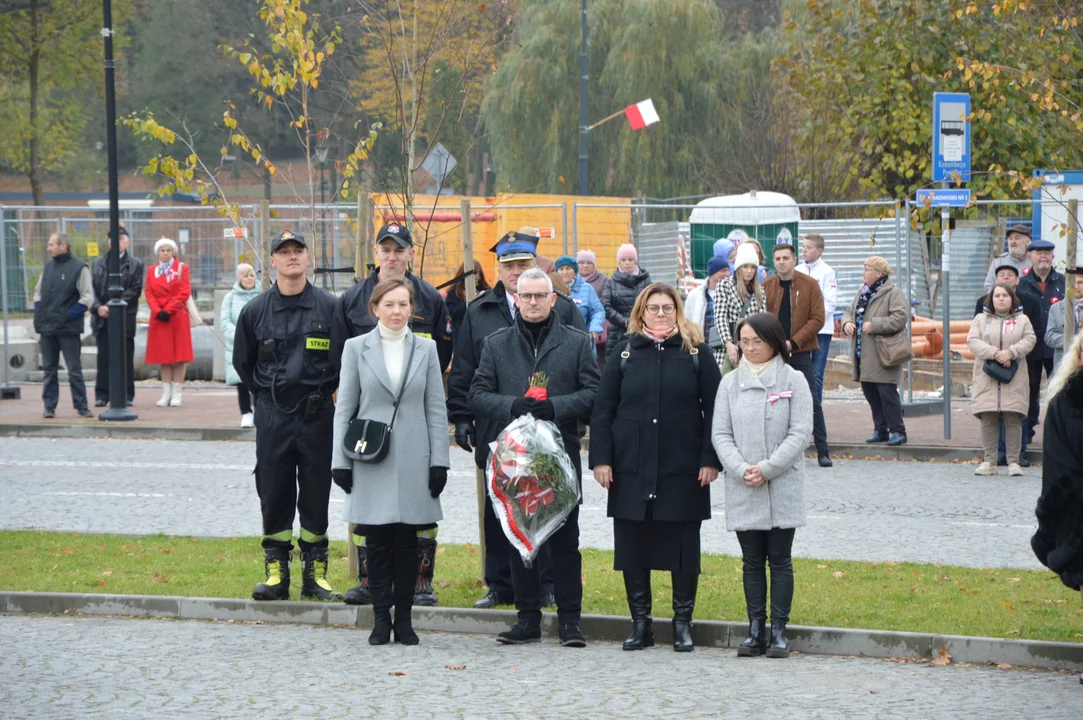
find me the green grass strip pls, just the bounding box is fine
[3,531,1080,644]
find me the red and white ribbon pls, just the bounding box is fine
[768,390,793,405]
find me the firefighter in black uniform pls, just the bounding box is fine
[446,230,586,608]
[333,221,453,608]
[233,231,344,601]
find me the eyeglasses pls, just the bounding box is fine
[644,304,676,316]
[516,292,550,304]
[738,338,766,349]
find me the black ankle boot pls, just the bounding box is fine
[367,542,393,645]
[671,572,697,653]
[622,570,654,651]
[252,546,291,601]
[344,544,371,606]
[766,621,790,658]
[300,547,342,601]
[737,619,768,657]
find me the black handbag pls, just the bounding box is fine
[980,316,1019,384]
[342,337,416,463]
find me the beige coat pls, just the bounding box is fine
[966,311,1035,417]
[840,279,909,385]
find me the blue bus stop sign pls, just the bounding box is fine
[933,92,971,183]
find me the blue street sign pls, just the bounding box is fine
[932,92,971,183]
[916,188,971,208]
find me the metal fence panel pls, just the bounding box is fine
[634,221,681,288]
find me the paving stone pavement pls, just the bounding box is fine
[0,437,1044,569]
[0,614,1076,719]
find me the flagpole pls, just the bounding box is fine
[578,0,588,196]
[586,109,626,132]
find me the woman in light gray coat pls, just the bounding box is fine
[332,277,450,647]
[220,263,261,427]
[712,313,812,660]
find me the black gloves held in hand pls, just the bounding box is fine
[332,468,352,494]
[529,399,555,421]
[510,397,532,419]
[429,466,448,498]
[157,310,171,322]
[511,397,555,421]
[454,421,475,453]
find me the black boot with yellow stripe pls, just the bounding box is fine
[300,545,343,602]
[252,546,291,601]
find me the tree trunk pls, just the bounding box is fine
[28,0,45,209]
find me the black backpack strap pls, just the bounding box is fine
[620,343,699,375]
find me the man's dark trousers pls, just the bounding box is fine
[94,325,135,404]
[41,334,88,412]
[788,350,829,455]
[484,493,554,598]
[508,506,581,625]
[1023,355,1054,448]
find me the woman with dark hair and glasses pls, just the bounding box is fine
[711,313,812,659]
[590,282,722,653]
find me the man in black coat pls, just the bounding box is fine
[468,267,600,647]
[446,231,586,609]
[90,226,144,406]
[1017,238,1066,451]
[975,262,1043,466]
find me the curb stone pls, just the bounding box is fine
[1,591,1079,670]
[0,422,1041,463]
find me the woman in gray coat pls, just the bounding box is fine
[712,313,812,659]
[332,277,450,646]
[220,263,261,428]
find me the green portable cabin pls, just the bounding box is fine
[688,191,800,274]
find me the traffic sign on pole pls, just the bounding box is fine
[932,92,971,183]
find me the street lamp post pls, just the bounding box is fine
[99,0,136,421]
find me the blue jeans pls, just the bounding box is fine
[810,333,832,406]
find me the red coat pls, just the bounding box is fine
[145,260,194,364]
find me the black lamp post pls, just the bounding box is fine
[99,0,136,421]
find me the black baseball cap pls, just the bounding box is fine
[376,222,413,248]
[271,230,307,253]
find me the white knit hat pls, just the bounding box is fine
[733,242,760,270]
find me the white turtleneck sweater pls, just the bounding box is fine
[378,322,409,389]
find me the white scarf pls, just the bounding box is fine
[155,258,180,282]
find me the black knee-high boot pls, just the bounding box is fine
[671,572,697,652]
[392,536,421,645]
[366,538,393,646]
[622,570,654,651]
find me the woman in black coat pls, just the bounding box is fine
[1032,331,1083,616]
[590,282,722,652]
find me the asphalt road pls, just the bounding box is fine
[0,437,1044,569]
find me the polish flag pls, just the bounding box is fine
[623,99,660,131]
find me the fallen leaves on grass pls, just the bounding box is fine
[1005,577,1020,583]
[1004,629,1021,636]
[931,645,952,666]
[1001,601,1016,611]
[833,571,845,579]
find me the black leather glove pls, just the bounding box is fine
[429,466,448,498]
[528,399,555,421]
[510,397,532,419]
[157,310,171,322]
[454,421,475,453]
[332,468,352,494]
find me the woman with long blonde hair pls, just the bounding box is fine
[590,283,721,653]
[1032,330,1083,633]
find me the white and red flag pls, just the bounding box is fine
[623,98,660,131]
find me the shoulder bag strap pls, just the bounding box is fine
[386,335,417,431]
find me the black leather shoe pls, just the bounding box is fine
[818,454,833,468]
[559,622,587,648]
[496,622,541,645]
[541,590,556,609]
[474,590,514,609]
[886,432,907,446]
[737,619,767,657]
[865,431,889,443]
[1019,456,1031,468]
[996,455,1008,467]
[766,621,790,658]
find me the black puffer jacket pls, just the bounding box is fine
[601,268,651,357]
[1032,368,1083,591]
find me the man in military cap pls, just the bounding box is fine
[233,230,344,602]
[1017,237,1066,455]
[332,221,452,608]
[447,230,586,609]
[983,224,1032,292]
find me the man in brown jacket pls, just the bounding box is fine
[765,242,831,466]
